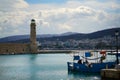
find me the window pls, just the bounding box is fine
[6,49,8,52]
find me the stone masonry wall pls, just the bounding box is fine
[0,43,30,54]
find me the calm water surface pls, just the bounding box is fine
[0,53,100,80]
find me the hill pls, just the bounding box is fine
[0,28,119,43]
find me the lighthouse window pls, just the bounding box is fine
[34,27,35,29]
[6,49,8,52]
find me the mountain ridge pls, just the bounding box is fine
[0,28,119,43]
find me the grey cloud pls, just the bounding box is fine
[0,0,120,38]
[0,0,28,11]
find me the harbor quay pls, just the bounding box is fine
[37,50,76,53]
[101,69,120,80]
[37,49,119,54]
[0,49,119,55]
[0,50,76,55]
[0,49,82,55]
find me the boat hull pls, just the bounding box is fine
[67,62,116,73]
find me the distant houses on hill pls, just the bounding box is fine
[0,28,120,50]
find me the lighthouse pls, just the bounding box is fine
[30,19,37,53]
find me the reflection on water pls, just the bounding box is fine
[68,71,100,80]
[0,54,100,80]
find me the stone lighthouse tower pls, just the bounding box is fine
[30,19,37,53]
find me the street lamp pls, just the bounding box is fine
[115,30,119,64]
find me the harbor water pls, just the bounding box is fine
[0,53,100,80]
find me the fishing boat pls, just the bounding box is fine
[67,50,116,73]
[108,52,120,56]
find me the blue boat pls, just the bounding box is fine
[67,51,116,73]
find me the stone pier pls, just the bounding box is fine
[101,69,120,80]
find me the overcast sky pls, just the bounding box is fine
[0,0,120,38]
